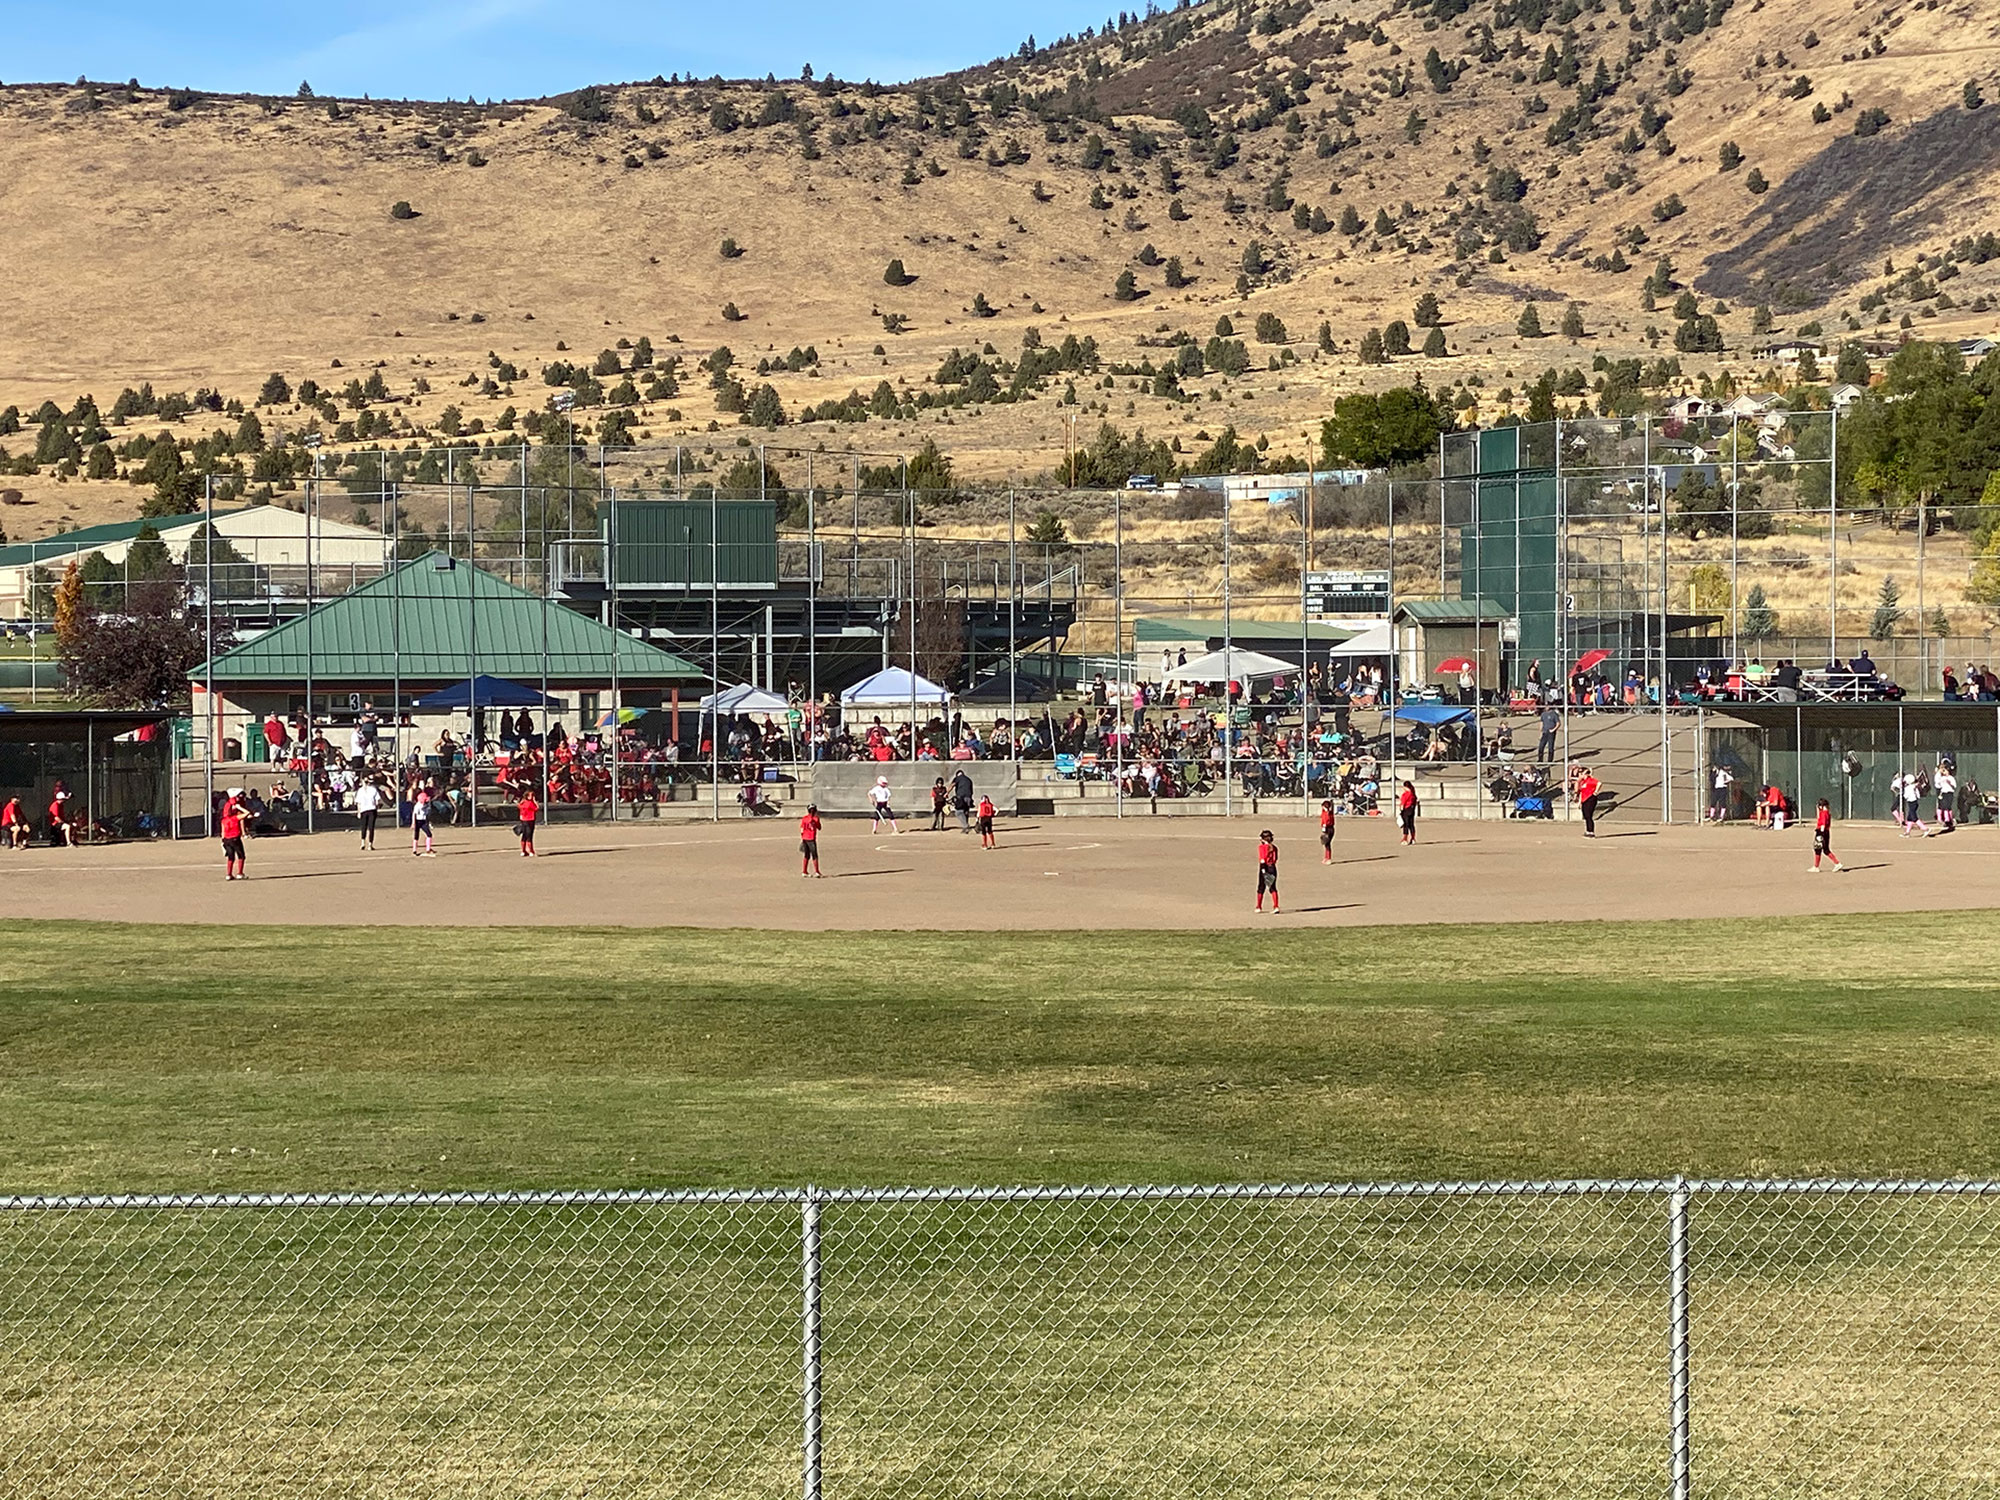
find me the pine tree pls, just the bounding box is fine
[1114,269,1140,301]
[1741,583,1777,639]
[1317,320,1335,353]
[1414,291,1442,327]
[1929,604,1950,638]
[1423,327,1448,357]
[1869,575,1903,640]
[1517,303,1544,338]
[1338,204,1363,235]
[1383,320,1412,356]
[1163,256,1190,288]
[1560,303,1585,339]
[744,384,787,428]
[1358,328,1388,365]
[257,372,291,406]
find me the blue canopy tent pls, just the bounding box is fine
[1387,704,1476,726]
[411,676,564,712]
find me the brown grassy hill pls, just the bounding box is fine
[2,0,1998,541]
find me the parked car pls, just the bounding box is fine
[1124,474,1162,490]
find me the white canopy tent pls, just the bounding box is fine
[840,667,953,709]
[701,683,790,714]
[1323,622,1393,658]
[1165,648,1295,683]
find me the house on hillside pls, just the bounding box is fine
[1958,337,1997,359]
[1720,393,1786,421]
[1663,395,1712,421]
[1751,339,1825,365]
[1829,382,1866,411]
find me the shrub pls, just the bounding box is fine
[970,292,995,317]
[721,302,746,322]
[1853,107,1889,137]
[1114,269,1141,301]
[1137,244,1160,267]
[1254,312,1288,343]
[1651,193,1686,222]
[884,258,913,286]
[720,236,743,258]
[564,87,611,122]
[257,373,291,406]
[1745,168,1768,194]
[1422,327,1448,357]
[1358,328,1388,364]
[1718,140,1742,171]
[710,100,740,132]
[1383,320,1412,356]
[390,201,416,220]
[1164,257,1190,288]
[1561,303,1585,339]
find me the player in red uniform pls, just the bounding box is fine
[219,791,248,881]
[1318,798,1336,863]
[799,802,823,877]
[977,794,997,849]
[515,790,538,856]
[1255,829,1280,912]
[1397,781,1419,845]
[1811,797,1844,873]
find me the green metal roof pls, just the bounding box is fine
[196,553,702,685]
[1134,615,1359,644]
[1392,598,1511,623]
[0,509,252,569]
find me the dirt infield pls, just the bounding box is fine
[0,813,1993,929]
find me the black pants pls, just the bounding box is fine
[359,809,378,843]
[1536,731,1557,762]
[1581,794,1598,834]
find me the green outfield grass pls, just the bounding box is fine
[3,912,1998,1194]
[4,914,1999,1498]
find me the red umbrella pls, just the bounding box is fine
[1434,657,1477,674]
[1571,649,1612,675]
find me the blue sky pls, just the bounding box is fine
[6,1,1123,98]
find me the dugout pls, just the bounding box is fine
[0,710,174,840]
[1706,701,2000,822]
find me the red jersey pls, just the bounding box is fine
[219,802,244,840]
[518,795,539,823]
[799,812,822,841]
[1398,786,1416,812]
[1815,805,1832,833]
[977,797,995,818]
[0,799,18,827]
[1257,839,1278,868]
[1576,774,1600,802]
[1319,805,1335,829]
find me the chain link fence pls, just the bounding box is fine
[1,1180,1995,1497]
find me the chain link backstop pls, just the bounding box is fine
[1,1180,1995,1497]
